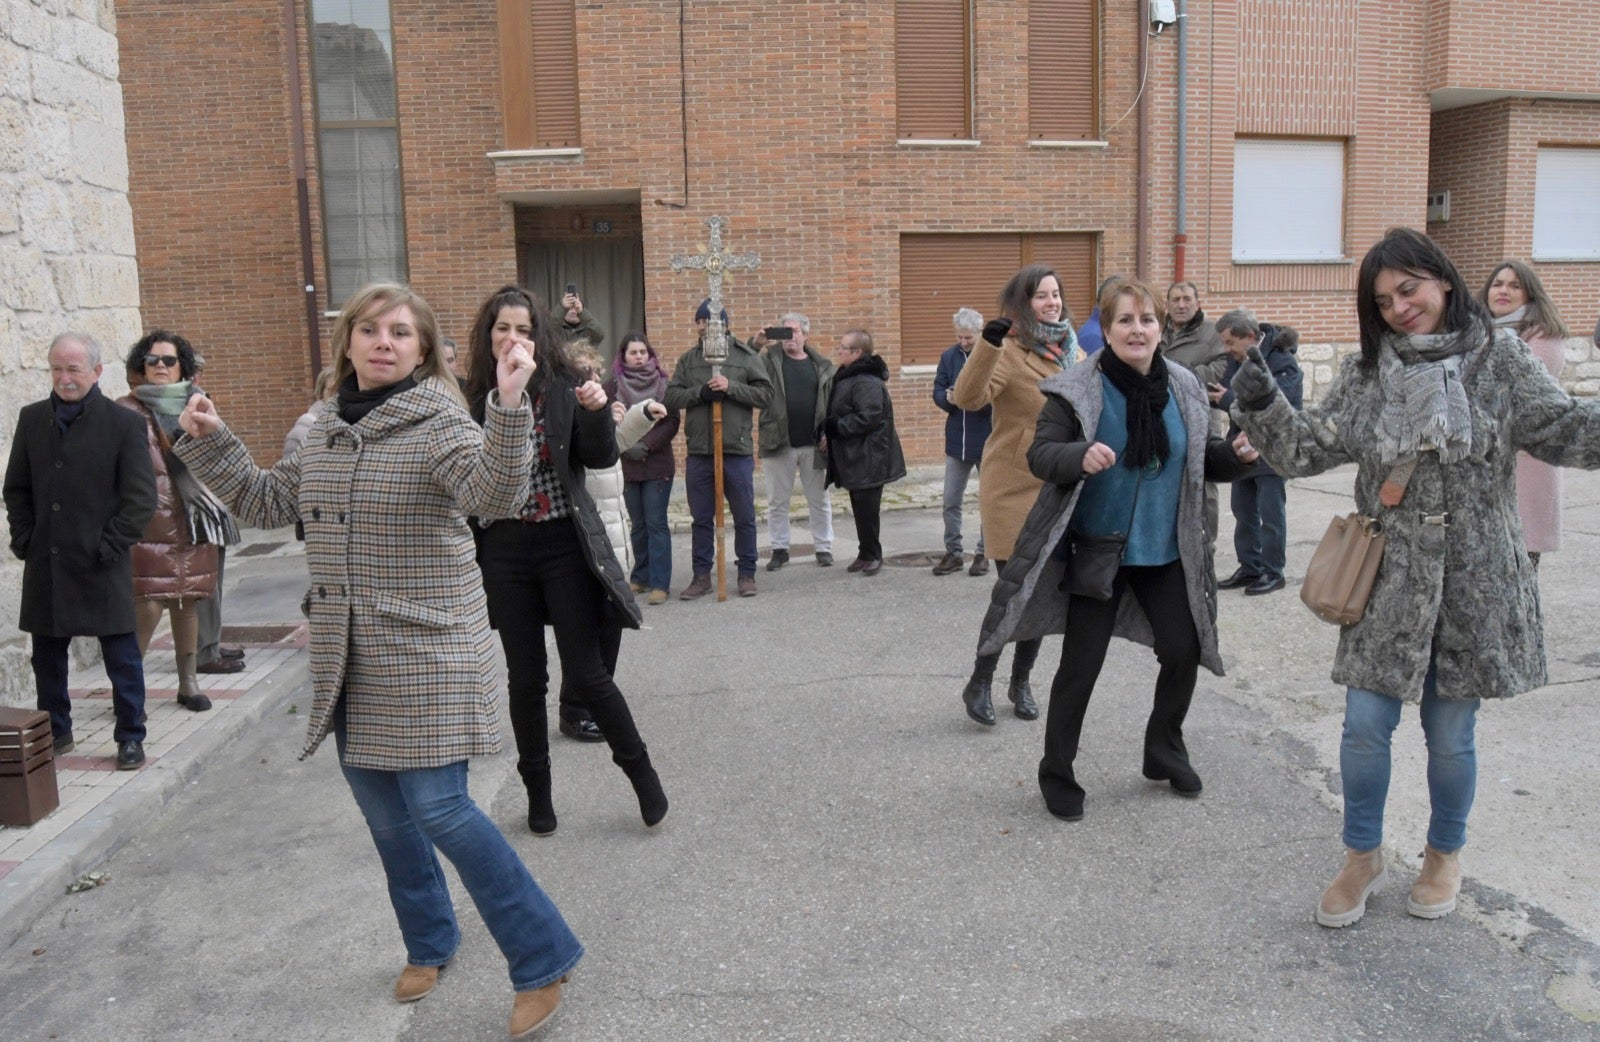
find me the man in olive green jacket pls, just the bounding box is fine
[664,300,774,598]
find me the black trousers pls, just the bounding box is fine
[848,485,883,561]
[1040,559,1200,787]
[478,519,645,776]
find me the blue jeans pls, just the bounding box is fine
[941,457,983,557]
[1341,662,1479,854]
[685,453,757,578]
[31,632,147,743]
[334,714,583,990]
[624,477,674,592]
[1230,473,1286,579]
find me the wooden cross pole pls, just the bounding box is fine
[669,216,760,601]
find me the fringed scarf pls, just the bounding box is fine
[1374,329,1480,466]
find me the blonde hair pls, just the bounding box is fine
[330,283,465,407]
[565,341,604,378]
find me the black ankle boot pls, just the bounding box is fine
[1038,762,1086,821]
[614,746,668,827]
[961,676,996,725]
[521,758,557,836]
[1007,678,1038,720]
[1142,746,1203,797]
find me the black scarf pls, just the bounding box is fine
[51,390,90,434]
[337,372,417,425]
[1098,349,1171,471]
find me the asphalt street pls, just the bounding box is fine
[1,466,1597,1041]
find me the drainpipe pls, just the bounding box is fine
[1135,0,1149,279]
[283,0,323,379]
[1173,0,1188,281]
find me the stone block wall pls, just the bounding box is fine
[0,0,142,707]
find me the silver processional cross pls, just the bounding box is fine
[669,216,760,370]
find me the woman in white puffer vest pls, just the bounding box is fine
[556,343,667,742]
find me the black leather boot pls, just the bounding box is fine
[614,746,668,827]
[961,676,996,726]
[1038,761,1086,821]
[520,757,557,836]
[1007,637,1041,720]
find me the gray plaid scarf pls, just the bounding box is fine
[1374,329,1480,466]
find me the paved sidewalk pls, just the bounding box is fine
[0,532,312,950]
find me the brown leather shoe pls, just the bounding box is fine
[1406,845,1461,919]
[860,559,883,576]
[932,552,964,576]
[1315,847,1387,928]
[678,574,712,600]
[737,575,757,597]
[197,657,245,674]
[646,589,669,605]
[394,964,440,1003]
[509,979,563,1038]
[968,553,989,576]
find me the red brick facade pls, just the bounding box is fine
[115,1,1600,464]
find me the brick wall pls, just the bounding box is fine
[113,0,1600,463]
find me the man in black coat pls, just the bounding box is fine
[4,332,157,768]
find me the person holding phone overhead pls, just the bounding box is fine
[753,313,836,570]
[171,283,583,1036]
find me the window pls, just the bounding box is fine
[899,232,1096,367]
[1232,138,1345,262]
[1533,147,1600,261]
[1029,0,1098,141]
[895,0,970,140]
[498,0,580,150]
[309,0,407,304]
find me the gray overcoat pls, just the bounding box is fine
[176,379,532,769]
[977,359,1248,672]
[1233,329,1600,702]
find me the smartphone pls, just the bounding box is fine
[565,282,578,297]
[764,326,794,341]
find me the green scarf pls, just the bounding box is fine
[133,381,196,439]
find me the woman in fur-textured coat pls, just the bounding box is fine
[175,283,584,1035]
[949,264,1085,727]
[1480,259,1572,560]
[977,281,1254,823]
[1231,229,1600,931]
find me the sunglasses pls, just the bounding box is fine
[145,355,181,368]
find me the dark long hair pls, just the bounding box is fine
[997,263,1076,343]
[464,284,578,416]
[1479,259,1571,340]
[1354,228,1493,368]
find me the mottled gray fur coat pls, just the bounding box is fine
[1234,328,1600,702]
[977,359,1248,673]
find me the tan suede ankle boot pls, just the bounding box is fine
[1406,845,1461,919]
[393,964,439,1002]
[509,978,563,1038]
[1315,847,1387,928]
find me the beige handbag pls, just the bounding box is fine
[1300,513,1386,625]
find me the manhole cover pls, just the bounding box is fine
[235,542,287,557]
[221,624,304,645]
[884,550,946,568]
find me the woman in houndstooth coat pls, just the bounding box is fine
[175,284,582,1035]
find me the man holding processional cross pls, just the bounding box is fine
[666,217,770,601]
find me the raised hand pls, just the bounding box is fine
[1081,441,1117,475]
[981,317,1014,347]
[496,340,537,401]
[179,394,222,438]
[1229,346,1277,411]
[575,379,608,412]
[645,401,668,421]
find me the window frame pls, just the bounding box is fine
[1231,137,1347,264]
[306,0,410,306]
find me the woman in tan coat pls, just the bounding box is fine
[118,331,221,712]
[950,264,1084,726]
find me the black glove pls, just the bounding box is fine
[1229,346,1277,411]
[622,443,649,461]
[698,384,724,404]
[981,318,1013,347]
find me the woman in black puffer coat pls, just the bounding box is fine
[822,329,906,575]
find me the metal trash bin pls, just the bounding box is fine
[0,707,59,827]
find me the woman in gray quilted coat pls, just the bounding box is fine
[1230,229,1600,931]
[176,284,581,1037]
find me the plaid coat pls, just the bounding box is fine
[175,379,532,769]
